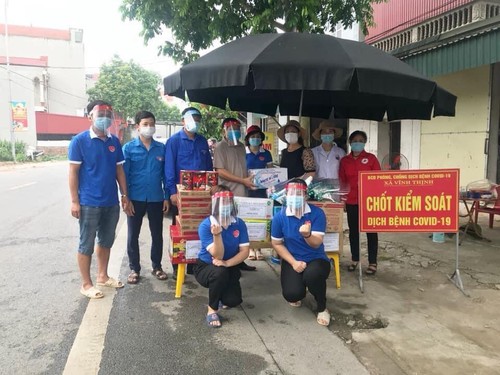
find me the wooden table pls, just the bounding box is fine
[459,198,492,244]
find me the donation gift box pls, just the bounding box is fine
[244,219,271,242]
[169,225,200,264]
[234,197,274,219]
[249,167,288,189]
[308,201,344,233]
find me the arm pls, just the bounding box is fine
[208,224,225,260]
[302,148,316,180]
[272,239,306,273]
[223,245,250,267]
[213,220,250,266]
[216,168,256,189]
[299,223,324,248]
[116,164,132,215]
[69,163,81,219]
[164,138,178,204]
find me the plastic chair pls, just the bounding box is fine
[474,186,500,228]
[327,252,341,289]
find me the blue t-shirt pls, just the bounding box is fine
[68,129,124,207]
[123,137,167,202]
[246,147,273,170]
[271,204,328,263]
[164,129,213,196]
[198,217,250,264]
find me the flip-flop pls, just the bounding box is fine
[96,277,124,289]
[255,250,265,261]
[289,301,302,307]
[347,262,359,272]
[206,313,221,328]
[365,264,377,275]
[127,272,140,284]
[80,286,104,299]
[248,249,256,261]
[317,309,331,326]
[152,268,168,280]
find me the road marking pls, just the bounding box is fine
[7,182,37,190]
[62,220,127,375]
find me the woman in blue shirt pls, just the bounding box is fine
[195,185,250,328]
[271,179,331,326]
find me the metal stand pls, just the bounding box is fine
[358,258,364,293]
[448,232,469,296]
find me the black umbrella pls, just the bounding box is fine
[164,33,456,121]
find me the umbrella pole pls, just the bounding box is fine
[298,90,304,124]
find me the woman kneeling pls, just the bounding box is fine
[195,185,250,328]
[271,179,331,326]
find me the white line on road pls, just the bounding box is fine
[62,221,127,375]
[7,182,37,190]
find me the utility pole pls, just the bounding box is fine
[4,0,16,162]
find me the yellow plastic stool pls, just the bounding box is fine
[175,263,186,298]
[327,252,341,289]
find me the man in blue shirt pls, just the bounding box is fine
[69,100,130,299]
[123,111,170,284]
[165,107,213,277]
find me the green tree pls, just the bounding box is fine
[191,104,238,140]
[87,56,163,121]
[121,0,386,64]
[155,102,181,122]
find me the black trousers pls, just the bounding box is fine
[127,200,164,273]
[346,204,378,264]
[194,260,242,311]
[281,258,331,312]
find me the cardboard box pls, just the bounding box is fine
[249,167,288,189]
[177,184,211,197]
[243,219,271,242]
[308,201,344,233]
[323,232,340,252]
[234,197,273,219]
[169,225,200,264]
[176,216,204,235]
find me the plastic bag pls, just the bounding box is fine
[465,179,497,199]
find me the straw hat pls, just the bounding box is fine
[277,120,307,143]
[312,120,343,141]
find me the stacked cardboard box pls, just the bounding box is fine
[234,197,273,243]
[308,201,344,253]
[169,225,200,264]
[177,184,211,235]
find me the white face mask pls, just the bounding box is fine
[139,126,156,139]
[285,133,299,144]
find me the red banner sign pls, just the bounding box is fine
[359,169,459,232]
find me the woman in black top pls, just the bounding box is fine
[278,120,316,179]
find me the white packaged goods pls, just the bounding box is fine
[244,219,271,242]
[234,197,274,219]
[249,168,288,189]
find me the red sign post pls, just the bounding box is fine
[359,169,459,233]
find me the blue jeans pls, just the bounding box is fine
[127,200,164,272]
[78,205,120,256]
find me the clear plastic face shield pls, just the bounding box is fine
[90,105,115,132]
[224,120,241,146]
[211,191,237,228]
[182,109,202,134]
[285,182,307,218]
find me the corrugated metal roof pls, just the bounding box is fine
[401,27,500,77]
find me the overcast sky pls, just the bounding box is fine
[3,0,180,77]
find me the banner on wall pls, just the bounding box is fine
[359,169,459,233]
[262,131,274,152]
[11,101,28,132]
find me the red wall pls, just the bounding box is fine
[366,0,474,43]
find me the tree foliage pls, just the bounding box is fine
[155,102,181,122]
[190,103,238,141]
[121,0,386,64]
[87,56,164,121]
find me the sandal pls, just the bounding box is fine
[365,264,377,275]
[248,249,256,261]
[127,271,140,284]
[289,301,302,307]
[206,312,221,328]
[347,262,359,272]
[152,268,168,280]
[255,249,265,261]
[96,277,124,289]
[80,286,104,299]
[317,309,331,326]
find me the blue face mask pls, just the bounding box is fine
[350,142,365,152]
[227,130,241,142]
[286,196,304,209]
[321,134,334,144]
[249,138,261,147]
[94,117,112,131]
[185,120,200,133]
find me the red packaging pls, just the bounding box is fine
[206,171,219,189]
[180,170,193,190]
[192,171,207,190]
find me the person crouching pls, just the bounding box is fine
[194,185,250,328]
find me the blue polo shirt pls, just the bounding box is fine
[68,129,124,207]
[164,129,213,196]
[123,137,168,202]
[245,146,273,170]
[271,204,328,263]
[198,217,250,264]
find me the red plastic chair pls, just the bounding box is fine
[474,186,500,228]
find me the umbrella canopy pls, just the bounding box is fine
[164,33,456,121]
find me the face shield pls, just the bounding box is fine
[182,110,202,133]
[211,191,237,227]
[90,105,114,132]
[224,120,241,146]
[285,182,307,217]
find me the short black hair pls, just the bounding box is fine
[348,130,368,143]
[87,100,112,114]
[181,107,201,117]
[135,110,156,125]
